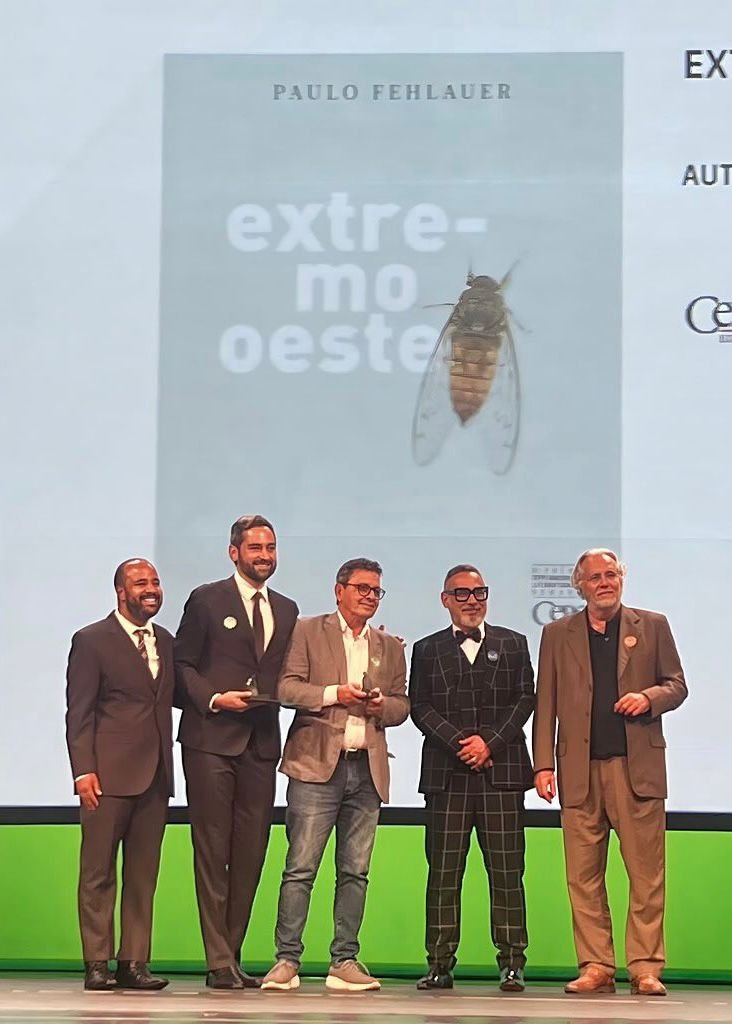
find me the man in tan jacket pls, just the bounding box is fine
[261,558,408,993]
[533,549,687,997]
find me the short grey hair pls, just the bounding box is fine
[570,548,626,596]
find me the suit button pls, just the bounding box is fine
[583,738,588,744]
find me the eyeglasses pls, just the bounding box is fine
[443,586,489,602]
[344,583,386,600]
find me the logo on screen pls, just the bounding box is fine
[685,295,732,340]
[682,164,732,186]
[532,601,583,625]
[684,50,732,79]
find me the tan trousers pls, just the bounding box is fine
[561,757,665,978]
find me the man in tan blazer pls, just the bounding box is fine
[261,558,409,993]
[533,549,687,997]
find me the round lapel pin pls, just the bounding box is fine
[487,649,499,662]
[223,616,237,630]
[623,635,637,649]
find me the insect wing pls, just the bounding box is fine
[476,320,520,474]
[412,317,456,466]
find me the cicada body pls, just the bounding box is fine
[412,270,520,474]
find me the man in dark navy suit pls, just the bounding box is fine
[175,515,299,989]
[410,564,535,992]
[66,558,174,992]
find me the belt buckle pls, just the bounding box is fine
[343,748,362,760]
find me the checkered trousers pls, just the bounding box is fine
[425,776,527,972]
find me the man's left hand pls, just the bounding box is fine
[365,690,385,717]
[614,691,651,716]
[458,735,490,769]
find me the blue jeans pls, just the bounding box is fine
[275,756,381,967]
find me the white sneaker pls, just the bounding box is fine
[261,960,300,990]
[325,960,380,991]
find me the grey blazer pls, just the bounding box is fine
[277,613,409,802]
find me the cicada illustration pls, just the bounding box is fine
[412,269,521,473]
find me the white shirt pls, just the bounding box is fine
[115,609,160,679]
[323,611,369,750]
[233,573,274,650]
[453,621,486,666]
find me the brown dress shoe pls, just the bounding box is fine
[630,974,667,996]
[565,966,616,994]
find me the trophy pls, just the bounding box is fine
[245,673,279,704]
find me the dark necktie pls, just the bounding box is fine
[252,591,265,660]
[455,628,481,645]
[133,629,150,667]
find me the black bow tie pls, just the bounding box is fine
[455,628,481,645]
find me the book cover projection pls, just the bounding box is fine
[157,53,622,640]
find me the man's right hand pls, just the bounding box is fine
[535,770,556,803]
[337,683,369,706]
[76,773,103,811]
[212,690,253,712]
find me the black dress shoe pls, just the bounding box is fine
[115,961,169,991]
[206,966,245,990]
[417,968,454,990]
[84,960,116,991]
[499,966,525,992]
[235,964,262,988]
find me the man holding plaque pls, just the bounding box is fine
[261,558,409,992]
[175,515,299,989]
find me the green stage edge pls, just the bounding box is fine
[1,825,730,980]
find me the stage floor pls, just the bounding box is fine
[1,976,731,1024]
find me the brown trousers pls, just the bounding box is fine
[78,763,168,962]
[561,757,665,977]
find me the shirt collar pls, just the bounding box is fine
[585,606,621,638]
[337,609,369,640]
[452,621,486,640]
[233,572,269,604]
[115,609,153,637]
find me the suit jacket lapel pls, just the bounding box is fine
[152,626,173,701]
[324,613,348,685]
[566,611,592,682]
[618,605,642,687]
[264,589,290,657]
[435,627,461,692]
[366,625,384,688]
[480,626,502,692]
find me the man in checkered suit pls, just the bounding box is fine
[410,564,535,991]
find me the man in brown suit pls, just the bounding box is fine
[533,549,687,997]
[261,558,409,993]
[65,559,174,992]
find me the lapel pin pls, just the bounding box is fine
[223,616,237,630]
[624,635,637,648]
[487,649,499,662]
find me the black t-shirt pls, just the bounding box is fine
[587,610,627,760]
